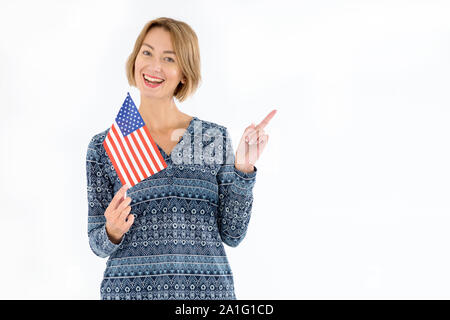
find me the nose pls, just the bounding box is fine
[153,62,162,71]
[148,57,162,72]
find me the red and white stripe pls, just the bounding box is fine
[103,122,167,187]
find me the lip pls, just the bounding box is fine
[142,74,164,88]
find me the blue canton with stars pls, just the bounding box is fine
[115,92,145,136]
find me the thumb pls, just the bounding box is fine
[245,123,256,130]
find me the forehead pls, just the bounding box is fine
[142,27,174,50]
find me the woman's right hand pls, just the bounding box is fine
[105,184,135,244]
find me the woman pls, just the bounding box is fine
[86,17,276,300]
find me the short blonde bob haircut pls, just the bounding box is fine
[125,17,201,102]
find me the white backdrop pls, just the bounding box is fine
[0,0,449,299]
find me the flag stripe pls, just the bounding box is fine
[136,128,165,172]
[142,126,167,169]
[125,133,151,178]
[111,124,140,184]
[112,123,145,181]
[130,132,155,176]
[106,133,133,187]
[103,136,130,187]
[134,129,159,174]
[109,127,138,186]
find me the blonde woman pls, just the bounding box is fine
[86,17,276,300]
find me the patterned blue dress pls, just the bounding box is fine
[86,116,257,300]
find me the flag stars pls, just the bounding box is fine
[114,94,146,136]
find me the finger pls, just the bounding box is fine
[258,135,269,158]
[125,213,135,229]
[245,137,250,165]
[244,123,261,141]
[255,109,277,130]
[248,134,268,163]
[113,199,131,222]
[248,128,265,144]
[247,128,265,144]
[244,123,256,135]
[244,128,254,143]
[257,134,269,145]
[112,184,130,210]
[248,139,258,165]
[117,196,132,213]
[240,124,256,143]
[119,205,132,222]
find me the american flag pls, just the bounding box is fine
[103,92,167,188]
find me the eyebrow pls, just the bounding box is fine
[142,43,176,55]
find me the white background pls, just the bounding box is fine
[0,0,449,299]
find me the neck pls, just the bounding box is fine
[138,95,182,132]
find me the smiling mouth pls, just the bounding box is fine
[142,73,165,85]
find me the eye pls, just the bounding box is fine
[142,50,174,62]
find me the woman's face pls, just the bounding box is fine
[134,27,184,100]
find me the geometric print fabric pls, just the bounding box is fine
[86,116,257,300]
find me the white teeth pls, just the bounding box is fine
[143,74,164,82]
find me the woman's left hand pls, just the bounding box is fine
[235,109,277,173]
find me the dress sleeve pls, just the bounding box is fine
[216,127,257,247]
[86,137,125,258]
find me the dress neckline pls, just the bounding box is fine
[151,116,197,159]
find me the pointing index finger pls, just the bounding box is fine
[256,109,277,129]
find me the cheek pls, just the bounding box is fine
[166,67,182,80]
[134,60,142,74]
[167,69,178,80]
